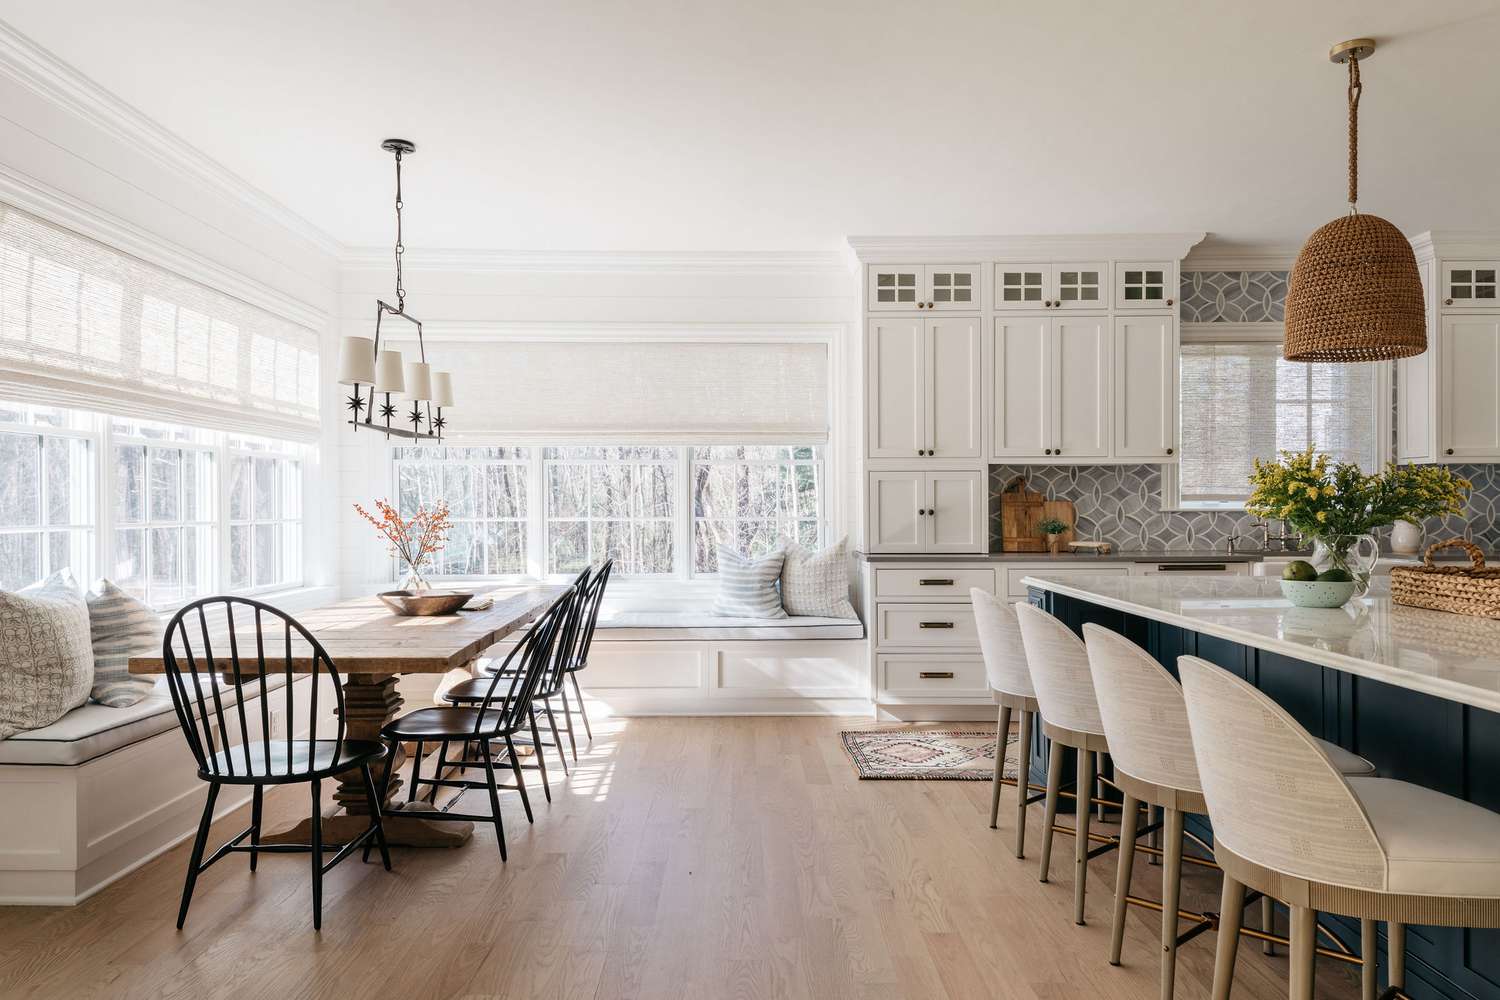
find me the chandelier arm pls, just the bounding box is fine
[1347,55,1361,211]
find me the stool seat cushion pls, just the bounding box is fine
[1349,776,1500,897]
[1316,739,1376,777]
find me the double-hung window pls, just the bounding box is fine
[110,418,217,604]
[394,447,530,576]
[690,446,822,573]
[543,447,676,575]
[228,439,304,592]
[0,405,95,590]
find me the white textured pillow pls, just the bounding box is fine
[0,575,94,739]
[781,538,857,619]
[86,580,161,707]
[713,546,788,619]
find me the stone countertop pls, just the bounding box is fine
[857,550,1268,564]
[1020,573,1500,713]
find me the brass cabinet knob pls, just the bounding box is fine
[1166,447,1174,455]
[917,301,926,309]
[1167,298,1175,306]
[1447,448,1456,455]
[928,301,935,308]
[1446,298,1454,305]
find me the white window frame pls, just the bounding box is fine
[540,446,678,578]
[392,446,533,577]
[108,429,218,606]
[0,416,99,589]
[1163,325,1393,511]
[688,446,825,577]
[226,444,305,596]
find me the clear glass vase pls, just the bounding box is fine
[397,561,432,592]
[1310,533,1380,596]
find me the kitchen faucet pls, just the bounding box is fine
[1250,520,1302,553]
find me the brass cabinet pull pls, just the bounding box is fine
[918,621,955,629]
[1155,563,1227,572]
[919,671,955,679]
[917,578,954,586]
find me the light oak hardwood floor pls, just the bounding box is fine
[0,716,1365,1000]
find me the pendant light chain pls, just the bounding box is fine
[1347,55,1362,212]
[393,146,406,313]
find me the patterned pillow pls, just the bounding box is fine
[781,537,857,619]
[0,575,94,739]
[713,546,789,619]
[86,580,161,707]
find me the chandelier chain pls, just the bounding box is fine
[1347,55,1362,212]
[394,147,406,312]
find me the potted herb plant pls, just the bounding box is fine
[1038,517,1069,555]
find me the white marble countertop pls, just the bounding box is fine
[1020,573,1500,713]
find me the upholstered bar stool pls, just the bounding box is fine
[1014,602,1114,925]
[971,589,1042,857]
[1179,656,1500,1000]
[1083,625,1380,1000]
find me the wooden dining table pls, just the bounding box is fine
[128,584,567,848]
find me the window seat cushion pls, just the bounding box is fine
[0,674,290,767]
[594,611,865,641]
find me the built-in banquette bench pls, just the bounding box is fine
[0,674,320,905]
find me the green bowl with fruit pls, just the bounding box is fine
[1279,560,1359,608]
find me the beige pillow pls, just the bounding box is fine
[781,538,857,619]
[0,574,94,739]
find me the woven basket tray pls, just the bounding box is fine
[1389,539,1500,619]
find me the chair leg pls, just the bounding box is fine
[407,740,425,803]
[361,763,392,872]
[1262,895,1276,954]
[558,685,579,762]
[365,745,398,863]
[529,709,552,802]
[249,785,263,873]
[310,777,324,932]
[1038,742,1064,884]
[1074,746,1094,925]
[430,740,450,805]
[1211,874,1246,1000]
[1108,793,1140,966]
[1361,918,1377,1000]
[989,703,1013,830]
[503,734,534,823]
[544,699,569,775]
[571,671,593,741]
[480,738,507,861]
[1389,922,1406,992]
[176,781,220,929]
[1015,709,1033,859]
[1289,905,1317,1000]
[1160,807,1184,1000]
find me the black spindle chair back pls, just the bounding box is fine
[536,568,590,698]
[162,596,346,782]
[471,585,575,737]
[573,558,613,671]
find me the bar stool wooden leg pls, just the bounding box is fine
[1039,743,1064,884]
[1015,709,1033,859]
[1290,905,1318,1000]
[1389,922,1406,992]
[1160,807,1184,1000]
[1074,747,1095,924]
[1361,919,1377,1000]
[1109,793,1141,965]
[1212,874,1245,1000]
[1262,896,1277,954]
[990,703,1013,829]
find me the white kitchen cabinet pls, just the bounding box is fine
[867,317,981,459]
[1112,314,1177,459]
[994,263,1051,309]
[988,315,1111,461]
[865,471,986,553]
[866,264,980,312]
[990,316,1051,457]
[1440,261,1499,309]
[1113,262,1175,310]
[1439,314,1500,460]
[1053,263,1109,309]
[1052,316,1110,459]
[994,262,1108,310]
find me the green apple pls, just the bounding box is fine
[1282,560,1318,582]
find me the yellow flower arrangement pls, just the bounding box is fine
[1246,447,1470,539]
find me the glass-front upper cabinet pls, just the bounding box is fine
[993,262,1108,310]
[867,265,981,311]
[1053,263,1107,308]
[994,263,1049,309]
[1441,261,1499,308]
[1113,262,1175,310]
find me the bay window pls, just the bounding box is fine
[394,447,531,576]
[228,440,304,592]
[111,424,216,604]
[0,407,94,591]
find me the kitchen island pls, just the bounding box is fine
[1022,573,1500,1000]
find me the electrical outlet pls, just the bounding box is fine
[267,708,285,739]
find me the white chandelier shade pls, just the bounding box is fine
[404,361,433,402]
[431,371,455,408]
[336,336,376,385]
[374,349,406,394]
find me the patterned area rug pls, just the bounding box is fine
[840,729,1020,780]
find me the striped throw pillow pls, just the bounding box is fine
[781,537,857,619]
[713,546,789,619]
[86,581,160,707]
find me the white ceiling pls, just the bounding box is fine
[2,0,1498,254]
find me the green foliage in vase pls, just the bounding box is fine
[1246,447,1470,538]
[1037,517,1069,536]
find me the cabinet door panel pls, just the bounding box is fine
[1440,315,1500,459]
[1113,314,1176,459]
[1114,261,1174,310]
[994,263,1051,310]
[867,319,926,458]
[1053,262,1109,309]
[1441,261,1500,309]
[990,317,1051,457]
[928,471,986,553]
[867,472,925,552]
[927,318,983,458]
[1053,317,1110,458]
[926,264,981,311]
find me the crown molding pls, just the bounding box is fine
[0,163,330,331]
[349,319,843,344]
[0,20,343,259]
[338,246,850,275]
[1183,237,1300,272]
[845,232,1207,263]
[1409,230,1500,260]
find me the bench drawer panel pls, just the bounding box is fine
[876,603,979,648]
[874,567,996,600]
[877,655,990,701]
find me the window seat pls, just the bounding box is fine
[594,610,864,641]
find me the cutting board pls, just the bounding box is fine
[1000,477,1045,552]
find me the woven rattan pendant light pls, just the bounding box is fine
[1284,38,1426,362]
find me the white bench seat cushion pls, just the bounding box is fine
[596,611,864,641]
[1349,776,1500,897]
[0,674,290,767]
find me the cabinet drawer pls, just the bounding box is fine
[873,567,996,600]
[877,655,990,701]
[876,603,979,648]
[1002,564,1131,599]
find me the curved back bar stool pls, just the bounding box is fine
[1014,602,1111,925]
[971,588,1041,856]
[1083,626,1379,1000]
[1179,656,1500,1000]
